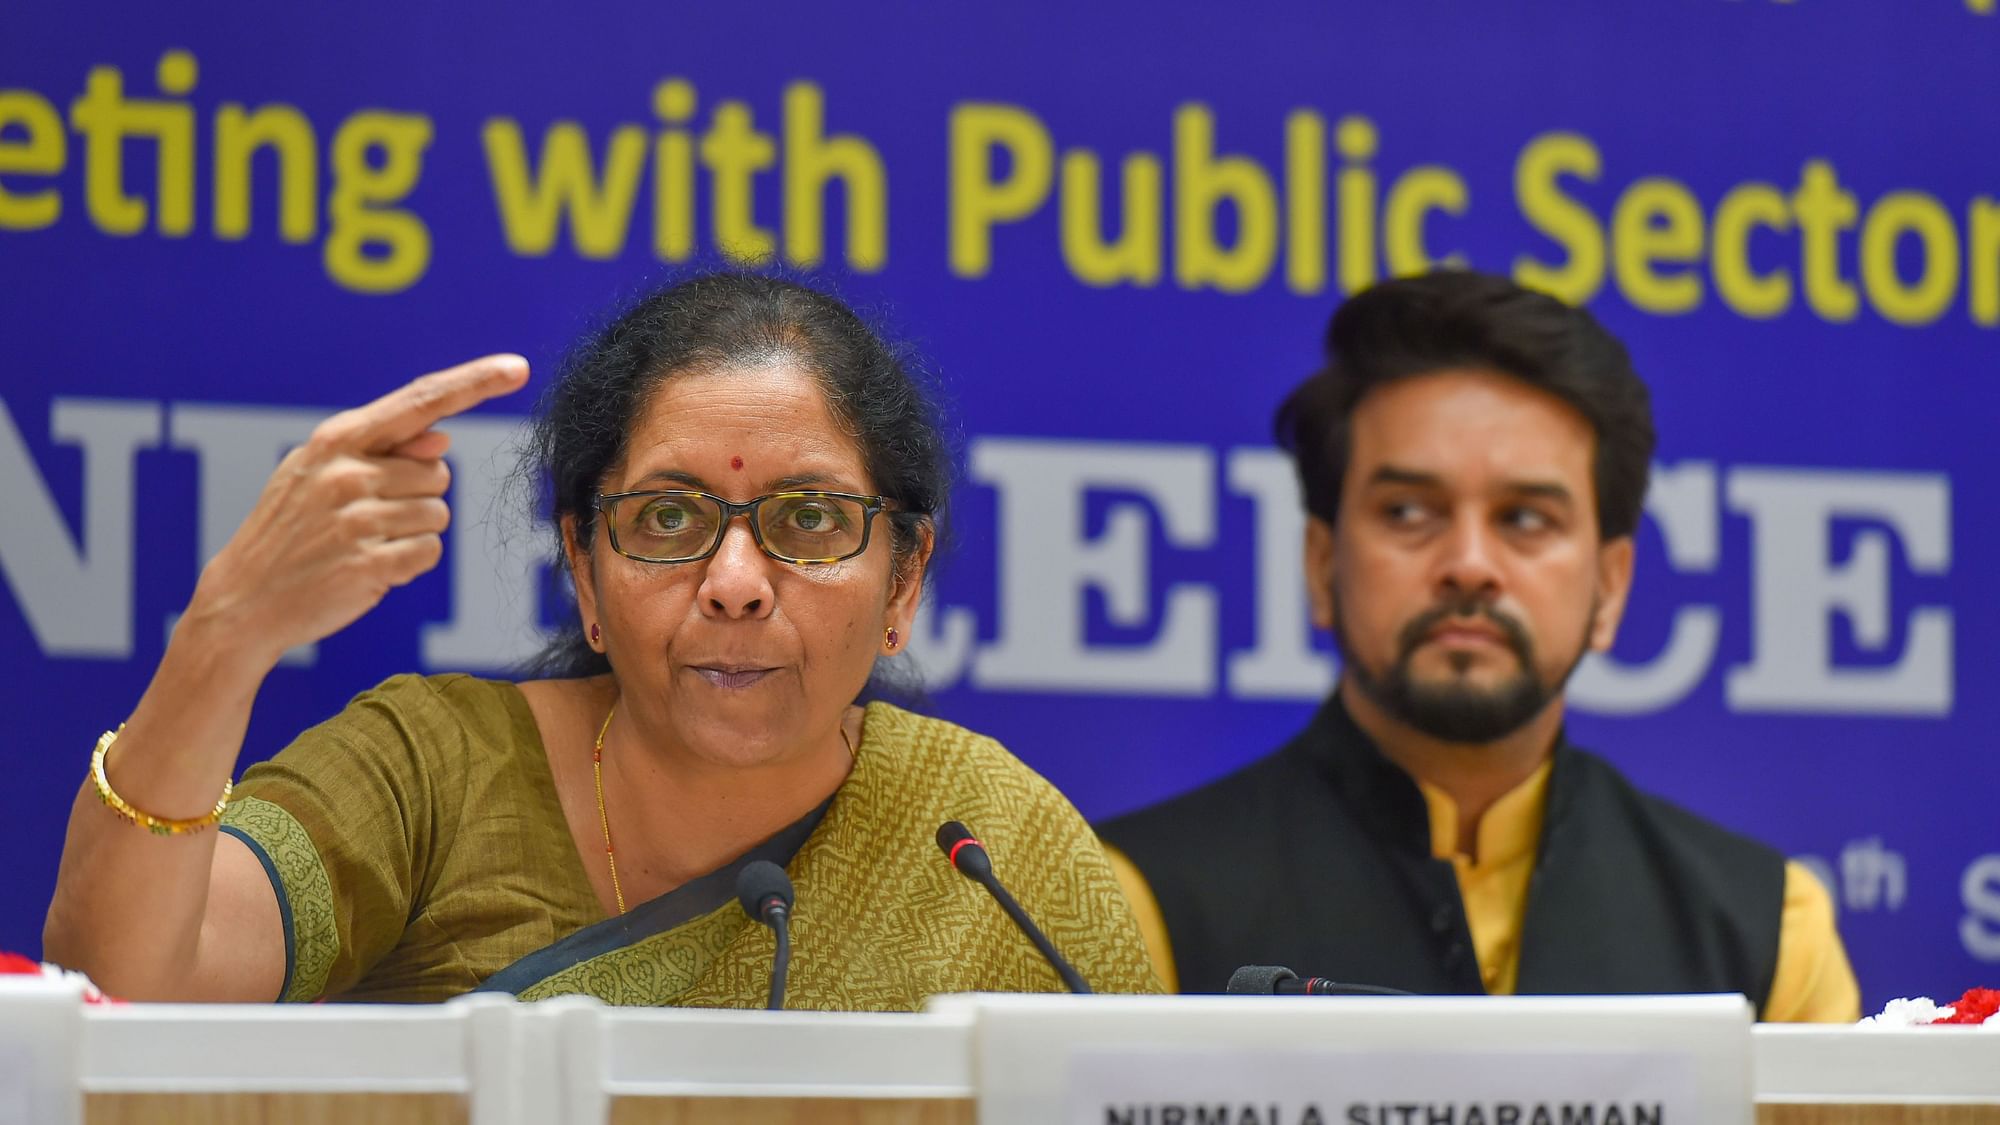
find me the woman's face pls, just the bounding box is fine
[566,363,928,768]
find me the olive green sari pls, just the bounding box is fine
[221,674,1160,1007]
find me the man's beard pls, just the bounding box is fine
[1334,593,1592,744]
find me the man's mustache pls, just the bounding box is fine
[1394,596,1534,666]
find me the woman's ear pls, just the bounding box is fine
[562,514,602,648]
[883,520,935,651]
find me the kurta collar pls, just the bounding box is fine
[1293,693,1569,864]
[1415,760,1552,867]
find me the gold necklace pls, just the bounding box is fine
[592,702,625,915]
[591,705,859,919]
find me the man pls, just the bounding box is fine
[1099,269,1858,1021]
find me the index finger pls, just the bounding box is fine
[320,354,530,454]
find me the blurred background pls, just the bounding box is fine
[2,1,1993,1010]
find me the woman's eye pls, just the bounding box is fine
[638,501,701,534]
[788,504,838,531]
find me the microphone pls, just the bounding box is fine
[735,860,794,1010]
[935,820,1092,994]
[1226,964,1413,997]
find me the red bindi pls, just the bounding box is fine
[730,456,744,470]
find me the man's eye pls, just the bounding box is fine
[1503,507,1552,532]
[1384,501,1429,524]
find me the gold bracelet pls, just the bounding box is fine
[90,725,233,836]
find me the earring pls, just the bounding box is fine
[884,626,899,651]
[589,623,601,646]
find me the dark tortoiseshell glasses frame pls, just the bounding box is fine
[592,489,898,565]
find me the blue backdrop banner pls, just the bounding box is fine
[3,1,1995,1011]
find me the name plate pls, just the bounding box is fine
[0,976,84,1125]
[0,1045,33,1125]
[1069,1048,1692,1125]
[937,993,1751,1125]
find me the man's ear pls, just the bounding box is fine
[884,520,935,648]
[561,514,602,648]
[1304,515,1337,632]
[1588,535,1637,652]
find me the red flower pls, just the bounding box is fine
[1932,988,2000,1025]
[0,951,45,975]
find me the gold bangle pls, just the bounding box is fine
[90,725,233,836]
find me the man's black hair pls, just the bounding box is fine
[1275,269,1655,540]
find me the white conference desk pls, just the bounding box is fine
[5,982,1997,1125]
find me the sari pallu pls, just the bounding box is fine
[476,798,826,1004]
[221,674,1160,1008]
[488,704,1162,1007]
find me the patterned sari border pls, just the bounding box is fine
[220,796,339,1002]
[219,824,294,1001]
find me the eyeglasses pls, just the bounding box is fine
[593,490,897,565]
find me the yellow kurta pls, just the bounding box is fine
[1107,758,1859,1022]
[222,673,1160,1007]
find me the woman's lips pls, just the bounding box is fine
[692,667,776,690]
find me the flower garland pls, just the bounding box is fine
[0,950,119,1004]
[1859,988,2000,1028]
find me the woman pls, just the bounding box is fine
[43,274,1158,1007]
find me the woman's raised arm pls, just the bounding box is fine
[42,355,528,1000]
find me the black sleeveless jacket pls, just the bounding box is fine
[1098,698,1785,1015]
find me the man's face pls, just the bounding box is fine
[1305,368,1635,743]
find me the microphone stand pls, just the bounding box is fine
[936,821,1093,994]
[765,901,791,1011]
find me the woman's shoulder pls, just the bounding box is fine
[348,671,531,734]
[860,702,1029,772]
[857,702,1077,822]
[358,671,516,707]
[302,672,544,775]
[848,702,1160,993]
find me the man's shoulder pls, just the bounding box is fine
[1529,741,1791,1009]
[1557,743,1785,867]
[1098,741,1316,853]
